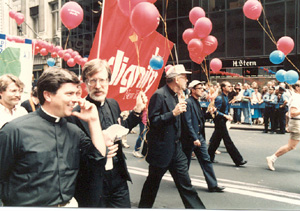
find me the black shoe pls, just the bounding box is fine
[235,160,247,167]
[262,130,268,133]
[276,131,285,134]
[209,186,225,192]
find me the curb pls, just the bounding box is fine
[205,122,264,131]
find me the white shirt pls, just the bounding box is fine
[0,103,28,128]
[289,93,300,118]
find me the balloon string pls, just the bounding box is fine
[257,20,277,45]
[64,29,70,50]
[134,40,143,91]
[261,4,276,43]
[285,56,300,72]
[160,0,175,65]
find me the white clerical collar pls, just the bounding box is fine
[41,106,61,122]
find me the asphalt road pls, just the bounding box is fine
[123,125,300,210]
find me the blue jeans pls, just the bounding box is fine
[233,108,241,122]
[242,106,250,124]
[135,123,147,152]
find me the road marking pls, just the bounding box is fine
[128,166,300,206]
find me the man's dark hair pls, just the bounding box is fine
[220,81,229,91]
[37,67,80,105]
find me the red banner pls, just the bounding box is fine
[88,0,173,111]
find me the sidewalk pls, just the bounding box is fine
[205,122,264,131]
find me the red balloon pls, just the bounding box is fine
[118,0,146,17]
[243,0,263,20]
[188,39,204,55]
[66,48,73,55]
[60,2,84,29]
[51,52,58,58]
[182,28,197,44]
[34,46,40,55]
[9,11,17,19]
[130,2,160,38]
[58,50,65,58]
[81,57,88,67]
[277,36,294,55]
[38,40,47,49]
[147,0,157,3]
[210,58,222,71]
[46,43,54,53]
[15,12,25,25]
[67,58,76,67]
[194,17,212,39]
[202,35,218,55]
[63,53,71,61]
[189,7,206,25]
[40,48,48,56]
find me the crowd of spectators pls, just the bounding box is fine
[199,79,291,134]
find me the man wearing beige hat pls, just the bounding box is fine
[139,65,205,209]
[181,80,225,192]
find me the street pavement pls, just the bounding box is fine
[123,124,300,210]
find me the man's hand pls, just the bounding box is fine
[72,99,98,123]
[134,91,148,113]
[225,114,233,121]
[107,142,118,158]
[194,140,201,147]
[172,101,187,116]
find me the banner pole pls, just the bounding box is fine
[97,0,106,59]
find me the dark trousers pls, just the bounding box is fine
[138,142,205,209]
[233,108,241,122]
[278,108,287,133]
[264,107,275,132]
[182,141,218,189]
[208,118,244,165]
[102,163,131,208]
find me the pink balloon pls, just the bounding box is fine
[74,55,82,64]
[194,17,212,39]
[66,48,73,55]
[15,12,24,25]
[81,57,88,67]
[182,28,197,44]
[147,0,157,3]
[58,50,65,58]
[189,7,206,25]
[40,48,48,56]
[54,46,63,53]
[71,51,79,58]
[243,0,263,20]
[118,0,146,17]
[67,58,76,67]
[190,53,204,64]
[188,39,204,55]
[210,58,222,71]
[130,2,160,38]
[46,43,54,53]
[202,35,218,55]
[60,2,84,29]
[277,36,294,55]
[34,46,40,55]
[9,11,17,19]
[63,53,71,61]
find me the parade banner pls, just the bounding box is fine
[89,0,174,111]
[0,34,33,99]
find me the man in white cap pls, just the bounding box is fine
[181,80,225,192]
[139,65,205,208]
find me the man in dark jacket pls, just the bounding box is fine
[181,80,224,192]
[68,59,147,208]
[0,67,106,206]
[138,65,205,209]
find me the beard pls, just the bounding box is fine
[89,89,107,103]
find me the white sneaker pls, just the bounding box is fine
[133,151,144,158]
[266,156,275,171]
[122,143,130,148]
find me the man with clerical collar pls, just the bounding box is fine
[138,64,205,208]
[0,74,27,128]
[0,67,107,207]
[68,58,147,208]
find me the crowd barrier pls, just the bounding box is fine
[199,101,280,109]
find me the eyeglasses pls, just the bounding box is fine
[194,87,204,90]
[87,78,108,86]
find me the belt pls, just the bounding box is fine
[291,117,300,120]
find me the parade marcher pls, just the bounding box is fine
[21,86,40,113]
[181,80,225,192]
[0,67,107,206]
[266,81,300,171]
[0,74,27,128]
[138,64,205,209]
[262,86,278,134]
[68,59,147,208]
[208,81,247,167]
